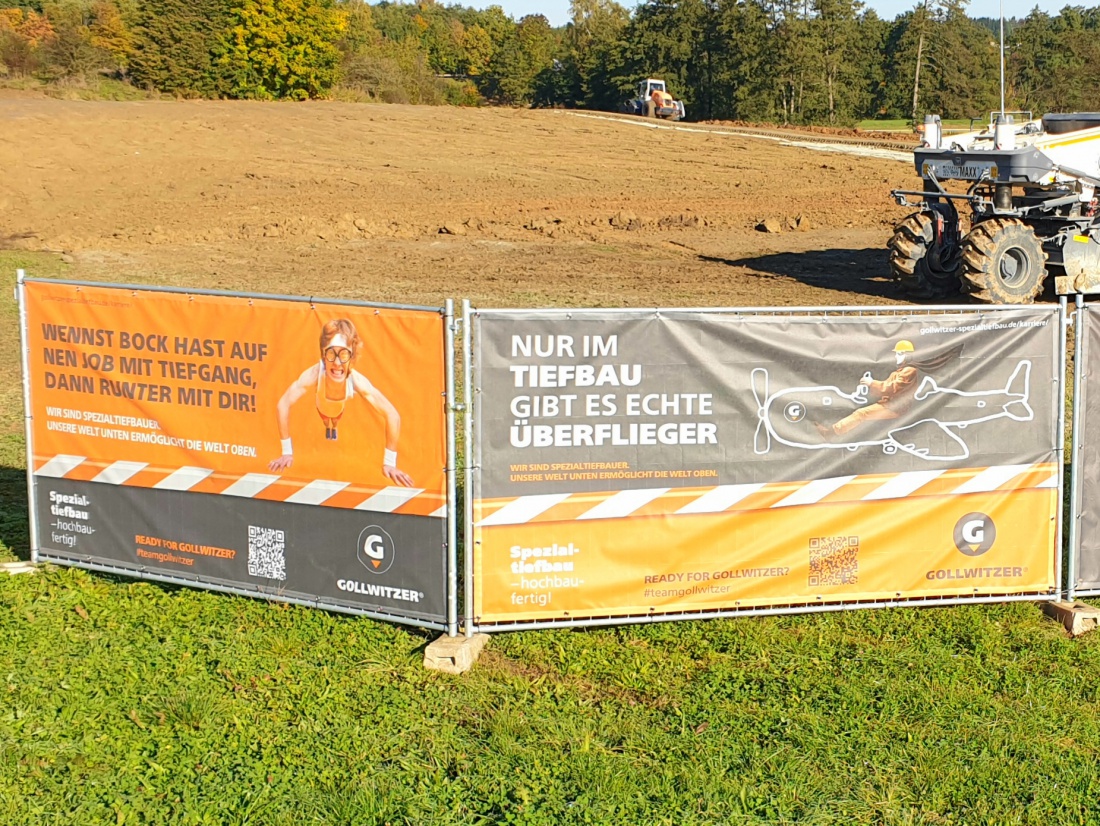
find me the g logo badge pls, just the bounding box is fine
[953,513,996,556]
[784,402,806,423]
[357,526,395,574]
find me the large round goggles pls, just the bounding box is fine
[322,347,353,365]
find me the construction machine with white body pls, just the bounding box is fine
[621,79,686,121]
[889,112,1100,303]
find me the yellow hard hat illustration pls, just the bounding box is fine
[894,340,915,353]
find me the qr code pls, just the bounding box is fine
[809,536,859,586]
[248,525,286,581]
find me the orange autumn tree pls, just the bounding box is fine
[89,0,134,70]
[0,9,56,75]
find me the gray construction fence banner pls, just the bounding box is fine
[1070,301,1100,596]
[19,275,458,632]
[467,305,1063,631]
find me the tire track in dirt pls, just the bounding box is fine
[565,112,915,163]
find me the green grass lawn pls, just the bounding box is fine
[858,119,977,133]
[4,256,1100,825]
[0,76,158,101]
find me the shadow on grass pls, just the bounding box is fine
[700,247,902,301]
[0,464,30,561]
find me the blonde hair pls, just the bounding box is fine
[320,319,361,362]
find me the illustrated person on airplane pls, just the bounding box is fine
[268,318,414,487]
[815,340,962,439]
[753,340,1030,461]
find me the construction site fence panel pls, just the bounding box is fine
[466,304,1064,633]
[18,274,458,632]
[1069,300,1100,599]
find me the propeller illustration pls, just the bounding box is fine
[751,368,770,455]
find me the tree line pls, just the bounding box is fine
[1,0,1098,120]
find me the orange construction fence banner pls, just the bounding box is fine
[24,279,448,622]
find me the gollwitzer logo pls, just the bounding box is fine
[953,513,997,556]
[357,526,395,574]
[783,401,806,423]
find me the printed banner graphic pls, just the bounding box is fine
[26,280,448,621]
[1074,308,1100,590]
[472,309,1060,623]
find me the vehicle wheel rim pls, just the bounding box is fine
[997,247,1031,288]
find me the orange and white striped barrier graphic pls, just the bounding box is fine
[35,454,445,517]
[476,463,1058,527]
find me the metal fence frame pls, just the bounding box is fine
[1057,295,1069,597]
[444,299,459,636]
[16,271,40,565]
[17,273,1072,633]
[462,299,476,637]
[19,273,459,633]
[464,302,1066,634]
[1068,296,1098,601]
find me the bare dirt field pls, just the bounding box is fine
[0,96,920,308]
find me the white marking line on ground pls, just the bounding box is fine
[565,112,912,163]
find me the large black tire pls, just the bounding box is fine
[959,218,1048,304]
[888,211,961,299]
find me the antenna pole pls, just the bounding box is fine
[1000,0,1006,117]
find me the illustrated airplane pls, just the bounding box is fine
[751,361,1033,461]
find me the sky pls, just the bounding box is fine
[471,0,1087,29]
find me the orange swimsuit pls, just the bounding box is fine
[315,361,354,424]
